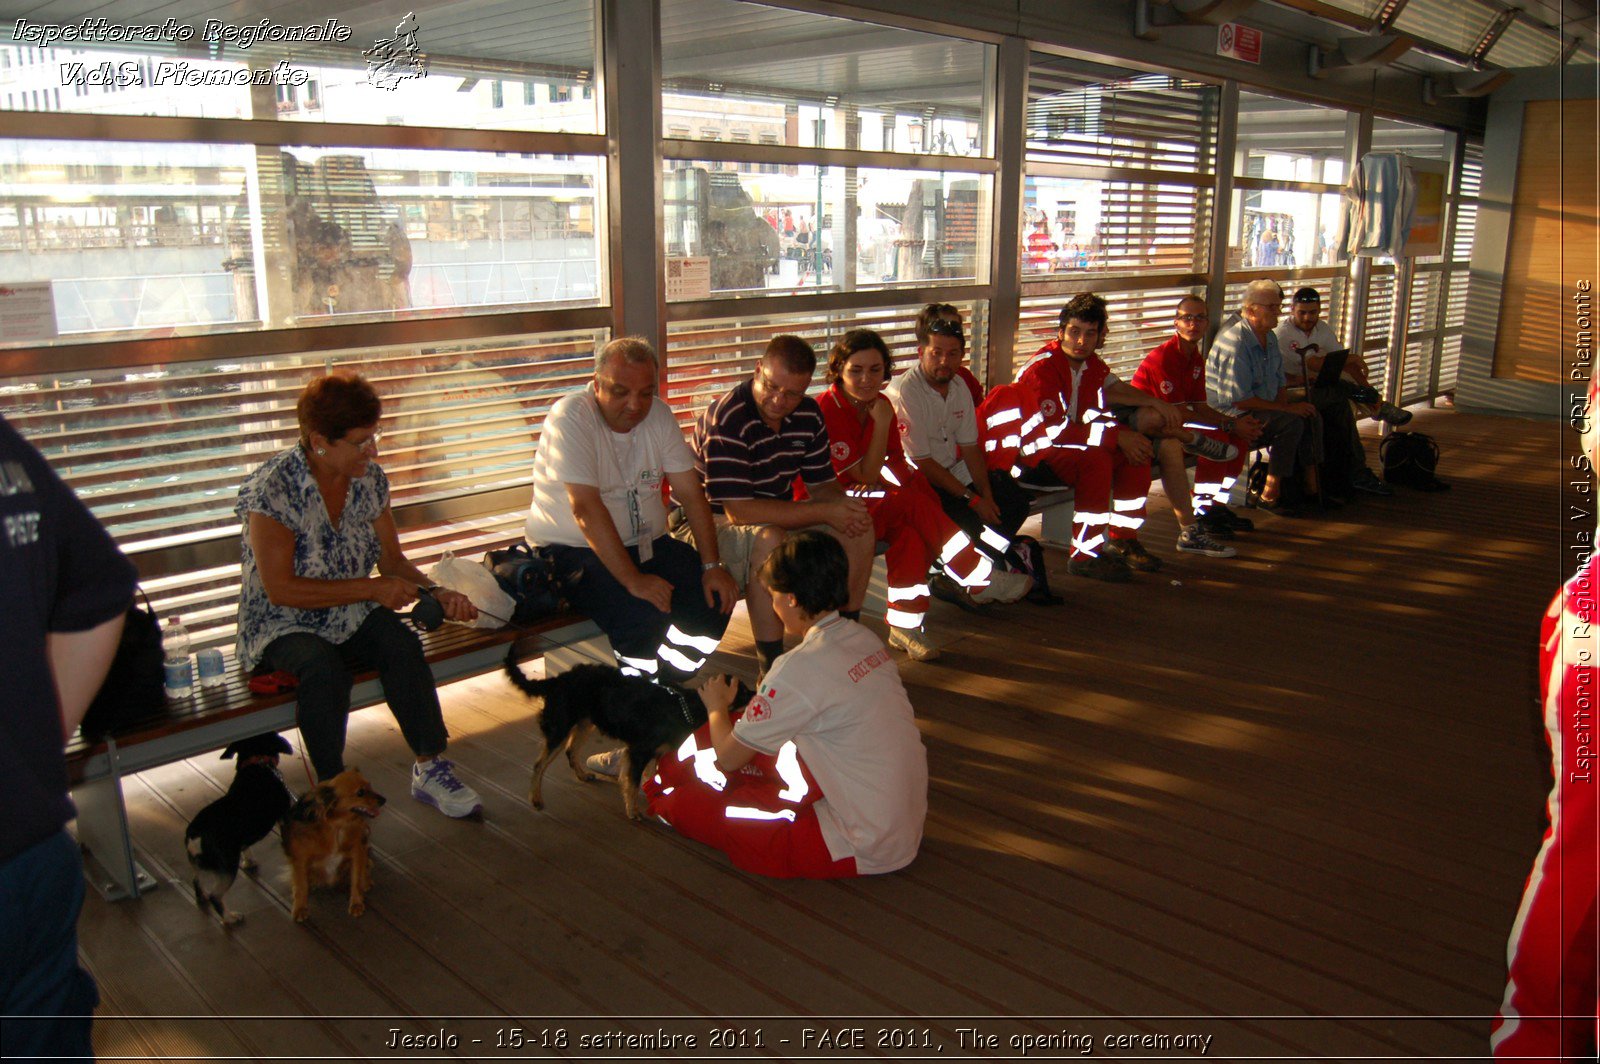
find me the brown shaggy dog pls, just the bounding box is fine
[280,769,385,922]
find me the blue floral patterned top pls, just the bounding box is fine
[235,445,389,670]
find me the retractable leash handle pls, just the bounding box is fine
[407,585,617,670]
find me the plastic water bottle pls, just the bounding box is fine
[162,616,194,697]
[196,647,226,688]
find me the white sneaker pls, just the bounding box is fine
[585,748,622,778]
[411,757,483,818]
[969,568,1033,605]
[888,626,941,661]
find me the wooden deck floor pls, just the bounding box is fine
[74,408,1565,1062]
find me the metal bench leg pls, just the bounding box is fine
[1038,500,1077,550]
[71,739,157,901]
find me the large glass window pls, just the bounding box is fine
[1024,58,1218,285]
[0,1,600,133]
[0,140,604,346]
[663,161,991,297]
[660,0,990,157]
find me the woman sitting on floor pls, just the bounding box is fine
[812,328,1029,661]
[234,372,483,817]
[644,531,927,878]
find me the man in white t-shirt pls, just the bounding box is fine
[1274,286,1412,497]
[525,337,738,683]
[888,304,1031,563]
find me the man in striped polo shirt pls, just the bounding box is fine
[691,335,876,676]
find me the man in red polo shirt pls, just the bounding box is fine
[1130,295,1264,556]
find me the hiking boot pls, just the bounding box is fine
[888,626,941,661]
[1376,401,1413,426]
[1203,504,1254,532]
[930,572,990,614]
[1101,537,1163,572]
[970,567,1033,605]
[1351,468,1395,496]
[1068,553,1133,583]
[411,757,483,818]
[1182,433,1238,463]
[1176,525,1238,558]
[585,748,623,778]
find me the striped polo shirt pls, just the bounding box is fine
[693,379,836,512]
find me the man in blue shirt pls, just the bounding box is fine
[1206,280,1324,515]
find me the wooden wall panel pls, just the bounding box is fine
[1493,98,1599,383]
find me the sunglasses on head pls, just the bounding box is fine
[927,318,964,340]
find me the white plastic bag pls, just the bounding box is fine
[427,551,516,629]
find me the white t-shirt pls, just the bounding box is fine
[524,387,695,549]
[1275,318,1343,381]
[734,613,928,875]
[888,364,977,486]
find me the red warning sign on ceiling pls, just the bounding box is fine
[1218,23,1262,64]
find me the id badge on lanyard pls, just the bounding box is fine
[630,487,654,563]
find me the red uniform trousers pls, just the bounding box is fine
[1193,428,1249,511]
[865,475,994,630]
[1491,561,1599,1061]
[1027,443,1149,557]
[643,721,857,880]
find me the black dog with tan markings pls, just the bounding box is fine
[503,650,752,819]
[184,732,295,927]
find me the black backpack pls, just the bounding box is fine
[1380,431,1450,491]
[80,588,168,740]
[482,542,569,624]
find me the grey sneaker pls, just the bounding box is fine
[1376,401,1413,426]
[1068,553,1132,583]
[1182,433,1239,463]
[970,567,1033,605]
[585,748,623,778]
[888,626,941,661]
[411,757,483,818]
[1176,525,1238,558]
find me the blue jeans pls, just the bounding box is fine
[0,830,97,1061]
[264,607,450,781]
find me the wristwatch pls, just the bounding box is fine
[962,488,977,501]
[702,561,726,572]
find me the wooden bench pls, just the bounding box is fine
[68,612,607,901]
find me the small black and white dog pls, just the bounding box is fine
[185,732,295,926]
[503,650,752,819]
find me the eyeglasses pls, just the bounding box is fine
[340,431,382,452]
[927,318,965,340]
[1247,302,1283,311]
[755,370,808,403]
[1176,313,1209,323]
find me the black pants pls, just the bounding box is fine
[932,469,1030,566]
[545,534,730,684]
[1307,381,1370,480]
[1252,408,1323,481]
[265,607,450,781]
